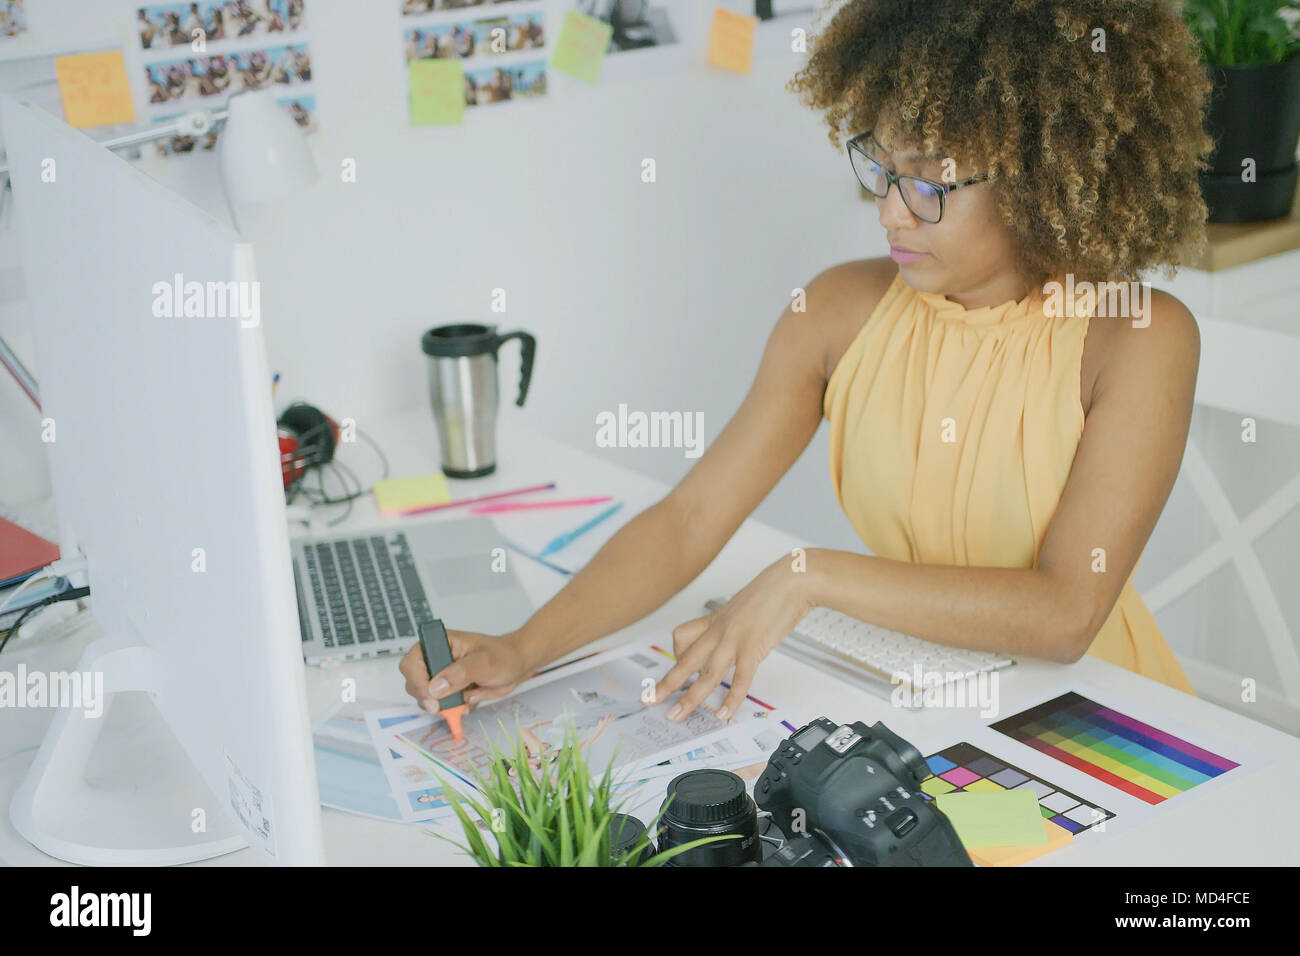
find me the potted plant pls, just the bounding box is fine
[1183,0,1300,221]
[428,723,736,867]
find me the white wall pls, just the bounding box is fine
[3,0,873,550]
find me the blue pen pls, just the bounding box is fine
[538,503,623,557]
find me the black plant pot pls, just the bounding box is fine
[1201,56,1300,223]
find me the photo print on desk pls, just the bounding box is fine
[402,0,548,120]
[134,1,318,157]
[1,0,26,39]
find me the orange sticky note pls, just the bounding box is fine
[966,818,1074,867]
[708,8,758,74]
[54,51,136,128]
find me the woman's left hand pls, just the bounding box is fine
[653,555,813,722]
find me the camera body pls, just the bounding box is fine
[755,717,972,867]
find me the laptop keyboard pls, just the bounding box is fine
[301,534,434,649]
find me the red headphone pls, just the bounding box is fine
[276,402,340,491]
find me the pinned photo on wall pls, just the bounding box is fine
[402,1,548,124]
[136,1,307,50]
[1,0,26,39]
[151,92,314,155]
[465,59,546,107]
[143,43,311,105]
[133,2,319,159]
[404,11,545,62]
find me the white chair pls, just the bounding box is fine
[1144,314,1300,733]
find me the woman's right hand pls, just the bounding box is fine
[399,629,536,714]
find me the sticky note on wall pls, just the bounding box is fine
[708,8,758,74]
[410,59,465,126]
[551,10,613,84]
[54,51,136,128]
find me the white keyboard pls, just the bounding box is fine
[706,599,1015,709]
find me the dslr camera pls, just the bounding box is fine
[753,717,972,866]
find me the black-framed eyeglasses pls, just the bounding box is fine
[847,133,987,224]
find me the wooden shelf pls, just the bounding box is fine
[1194,191,1300,272]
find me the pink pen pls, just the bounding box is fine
[469,496,613,515]
[397,481,556,517]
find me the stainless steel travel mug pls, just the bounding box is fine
[420,324,536,478]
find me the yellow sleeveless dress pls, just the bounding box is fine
[823,273,1195,695]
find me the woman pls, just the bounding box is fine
[402,0,1212,722]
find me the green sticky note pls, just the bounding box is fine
[410,59,464,126]
[551,10,613,84]
[935,790,1049,847]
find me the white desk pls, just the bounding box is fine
[2,407,1297,866]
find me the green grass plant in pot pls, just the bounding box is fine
[427,722,739,867]
[1183,0,1300,221]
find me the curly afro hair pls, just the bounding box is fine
[789,0,1214,286]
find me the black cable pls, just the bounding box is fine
[323,461,356,527]
[0,586,91,656]
[284,424,389,511]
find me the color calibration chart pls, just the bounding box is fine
[990,692,1240,806]
[921,742,1114,834]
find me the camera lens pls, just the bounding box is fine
[608,813,653,865]
[657,769,761,866]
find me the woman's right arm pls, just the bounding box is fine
[401,259,889,709]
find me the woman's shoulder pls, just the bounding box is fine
[1082,286,1200,415]
[804,257,900,383]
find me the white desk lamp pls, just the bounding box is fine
[0,87,318,408]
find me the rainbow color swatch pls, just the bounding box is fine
[990,692,1239,806]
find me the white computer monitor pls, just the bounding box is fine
[1,97,325,865]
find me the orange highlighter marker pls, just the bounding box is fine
[418,619,466,741]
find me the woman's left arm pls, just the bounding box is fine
[659,293,1200,720]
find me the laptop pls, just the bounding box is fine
[292,516,534,665]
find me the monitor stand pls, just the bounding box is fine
[10,637,248,865]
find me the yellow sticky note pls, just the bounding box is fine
[551,10,613,84]
[410,59,465,126]
[708,8,758,74]
[374,474,452,515]
[967,819,1074,867]
[54,51,136,129]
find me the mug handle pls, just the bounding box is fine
[495,330,536,406]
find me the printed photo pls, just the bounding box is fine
[403,13,544,61]
[144,43,311,103]
[1,0,25,39]
[152,93,316,156]
[572,0,677,53]
[402,0,524,16]
[463,60,545,106]
[137,0,307,49]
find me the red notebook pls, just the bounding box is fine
[0,516,60,586]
